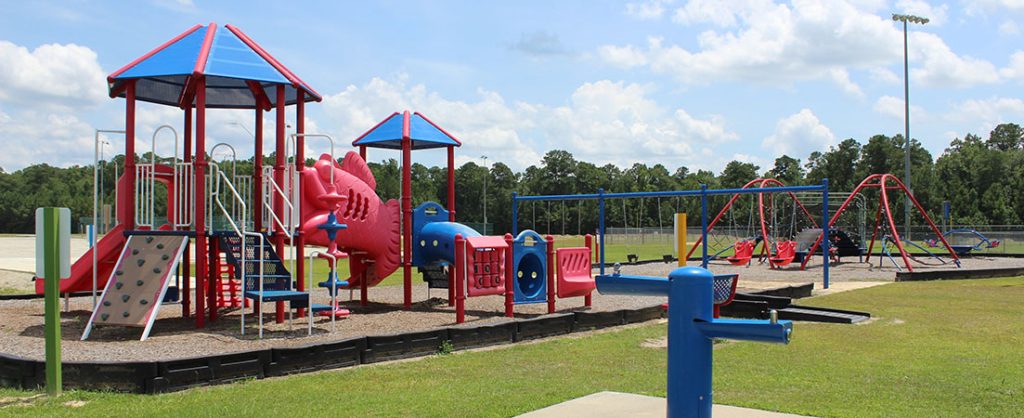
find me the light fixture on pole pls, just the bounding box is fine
[481,155,488,234]
[892,13,928,239]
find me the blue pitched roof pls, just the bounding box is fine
[107,23,319,109]
[352,111,461,150]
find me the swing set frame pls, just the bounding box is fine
[512,178,834,289]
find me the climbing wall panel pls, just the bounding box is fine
[82,234,188,341]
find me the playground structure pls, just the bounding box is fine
[684,178,820,269]
[799,174,960,272]
[39,23,598,339]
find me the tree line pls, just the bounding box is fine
[0,123,1020,235]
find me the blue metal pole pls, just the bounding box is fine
[598,188,606,275]
[511,192,519,235]
[822,178,830,289]
[700,184,708,269]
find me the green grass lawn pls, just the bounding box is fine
[2,276,1022,416]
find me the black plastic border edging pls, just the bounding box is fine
[0,305,666,394]
[895,266,1024,282]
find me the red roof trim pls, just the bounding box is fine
[402,110,411,140]
[352,111,400,145]
[414,112,463,146]
[193,22,218,75]
[224,24,322,101]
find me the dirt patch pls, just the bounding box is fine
[641,337,667,349]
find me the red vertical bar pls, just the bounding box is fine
[182,104,192,318]
[402,126,413,310]
[274,84,286,324]
[880,176,914,271]
[504,234,514,317]
[447,146,455,221]
[295,91,306,318]
[546,235,555,314]
[253,108,263,232]
[359,145,366,161]
[208,236,217,322]
[455,234,465,324]
[194,78,207,328]
[584,234,593,307]
[124,81,136,230]
[358,258,368,306]
[447,265,455,307]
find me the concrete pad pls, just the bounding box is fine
[518,391,814,418]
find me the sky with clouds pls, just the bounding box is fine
[0,0,1022,173]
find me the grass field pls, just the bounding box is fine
[1,277,1021,416]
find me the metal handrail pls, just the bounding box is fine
[210,164,266,338]
[264,174,297,279]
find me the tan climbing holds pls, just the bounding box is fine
[122,294,130,302]
[137,259,145,267]
[136,280,145,286]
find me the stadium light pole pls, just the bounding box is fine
[481,155,488,233]
[893,13,928,240]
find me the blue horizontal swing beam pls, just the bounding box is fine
[512,179,831,289]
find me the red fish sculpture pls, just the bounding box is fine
[300,152,401,287]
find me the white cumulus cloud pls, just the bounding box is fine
[600,0,1002,92]
[0,41,106,109]
[320,77,737,170]
[762,109,835,158]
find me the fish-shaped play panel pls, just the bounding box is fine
[82,234,188,341]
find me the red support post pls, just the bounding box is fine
[194,77,207,328]
[584,234,593,307]
[295,91,306,318]
[401,113,413,310]
[447,146,456,221]
[273,84,285,324]
[455,234,465,324]
[447,145,456,307]
[504,233,514,317]
[447,267,455,307]
[866,198,885,264]
[253,108,263,232]
[182,103,192,318]
[124,81,136,230]
[359,145,366,161]
[546,235,555,314]
[879,177,914,271]
[208,235,217,321]
[360,262,368,307]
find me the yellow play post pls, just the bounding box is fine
[675,213,687,266]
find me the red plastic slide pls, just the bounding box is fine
[34,224,126,295]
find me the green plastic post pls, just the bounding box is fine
[42,208,62,396]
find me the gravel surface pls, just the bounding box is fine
[0,283,666,362]
[1,254,1019,362]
